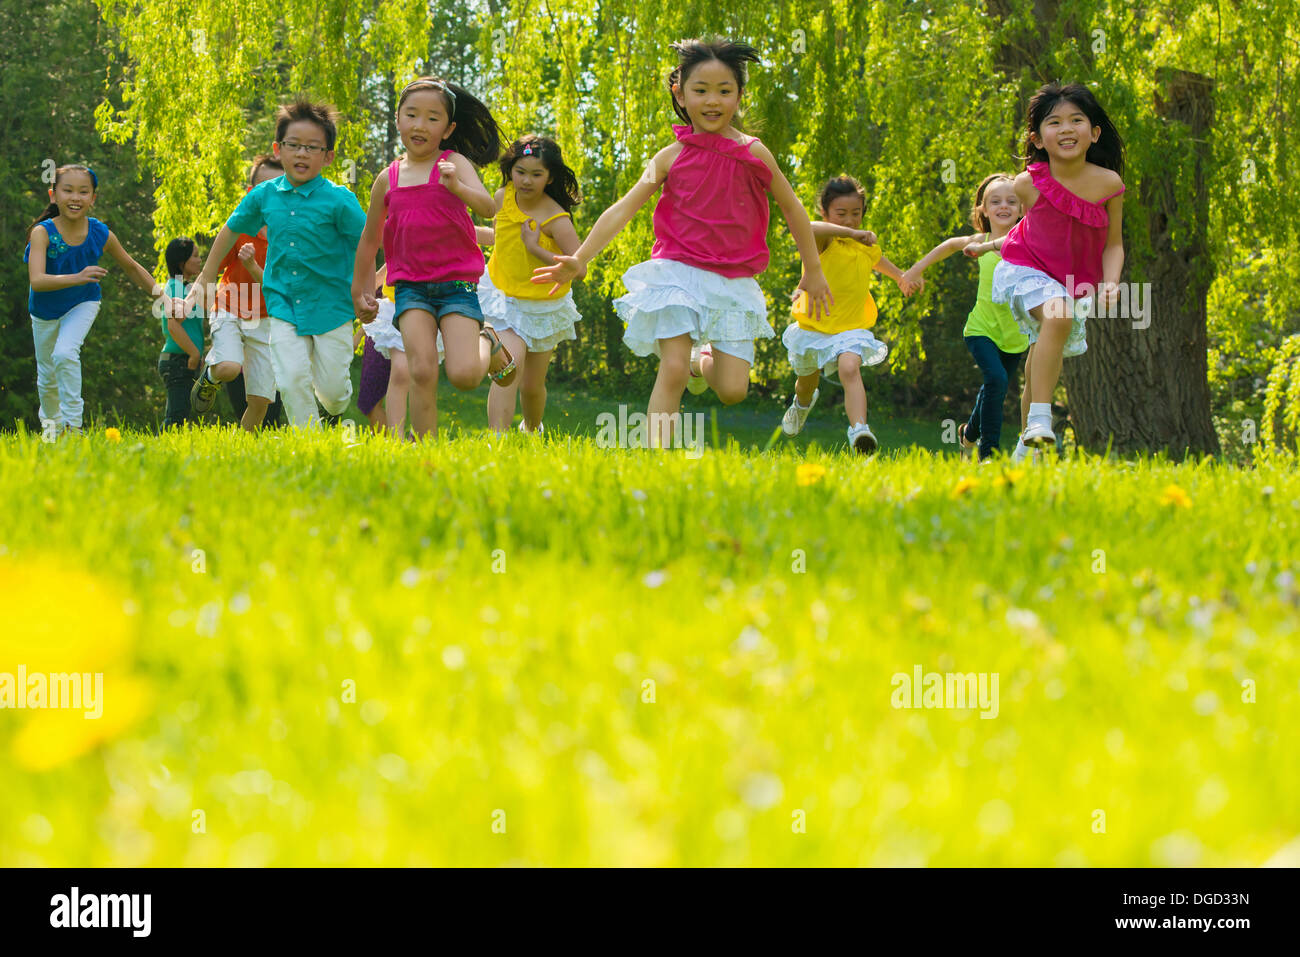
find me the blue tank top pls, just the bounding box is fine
[24,218,110,319]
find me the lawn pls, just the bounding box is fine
[1,396,1296,866]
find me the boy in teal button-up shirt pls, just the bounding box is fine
[188,99,366,427]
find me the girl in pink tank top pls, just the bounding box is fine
[352,77,517,440]
[532,38,833,451]
[990,82,1126,455]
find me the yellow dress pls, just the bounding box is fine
[791,238,883,334]
[487,184,572,299]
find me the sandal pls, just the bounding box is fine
[480,325,518,387]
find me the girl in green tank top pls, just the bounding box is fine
[902,174,1033,461]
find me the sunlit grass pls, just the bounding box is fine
[0,423,1296,865]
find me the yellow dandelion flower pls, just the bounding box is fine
[1159,484,1192,508]
[796,463,827,487]
[952,476,980,497]
[105,427,122,443]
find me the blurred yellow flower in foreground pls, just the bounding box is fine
[796,463,827,487]
[952,477,980,497]
[104,428,122,443]
[0,556,150,771]
[1159,484,1192,508]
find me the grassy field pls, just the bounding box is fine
[1,392,1297,866]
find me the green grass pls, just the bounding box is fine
[1,410,1297,866]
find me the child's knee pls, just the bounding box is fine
[212,361,241,381]
[837,353,863,378]
[408,357,439,387]
[444,358,480,391]
[658,353,690,388]
[714,380,749,405]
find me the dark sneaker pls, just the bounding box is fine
[190,370,221,414]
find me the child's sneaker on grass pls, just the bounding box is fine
[190,367,222,414]
[518,420,544,435]
[687,341,710,395]
[1022,420,1056,447]
[847,421,878,455]
[781,388,818,435]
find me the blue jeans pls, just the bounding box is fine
[963,336,1025,459]
[393,280,483,326]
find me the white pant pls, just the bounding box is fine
[31,301,101,429]
[268,316,353,427]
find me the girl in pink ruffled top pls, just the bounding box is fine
[533,37,833,450]
[991,82,1126,455]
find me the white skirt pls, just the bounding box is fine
[782,324,889,379]
[477,268,580,354]
[615,258,773,359]
[364,300,443,362]
[990,260,1089,357]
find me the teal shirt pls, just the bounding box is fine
[161,277,204,355]
[225,174,366,335]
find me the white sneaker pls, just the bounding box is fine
[687,341,710,395]
[848,422,878,455]
[1022,420,1056,447]
[1011,436,1029,464]
[518,420,544,434]
[782,389,818,435]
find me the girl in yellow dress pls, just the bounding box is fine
[781,176,917,454]
[478,136,583,433]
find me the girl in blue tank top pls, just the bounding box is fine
[24,164,166,436]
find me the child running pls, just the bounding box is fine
[189,153,283,431]
[779,175,914,454]
[903,173,1030,461]
[25,164,170,437]
[991,82,1125,453]
[158,237,206,428]
[533,37,832,450]
[186,100,367,428]
[352,77,511,440]
[480,135,583,434]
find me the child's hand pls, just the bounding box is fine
[169,296,190,319]
[237,243,257,263]
[437,160,460,193]
[76,265,108,284]
[796,271,835,320]
[532,255,585,296]
[963,237,991,258]
[354,290,379,324]
[1098,281,1121,310]
[520,218,543,253]
[856,229,878,246]
[186,352,201,371]
[900,268,924,296]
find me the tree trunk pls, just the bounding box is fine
[1066,69,1221,458]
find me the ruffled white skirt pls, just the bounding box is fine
[615,258,773,360]
[364,299,443,362]
[991,260,1089,358]
[477,267,581,353]
[782,324,889,379]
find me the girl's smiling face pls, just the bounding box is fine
[510,155,551,200]
[1032,99,1100,161]
[51,171,96,221]
[822,193,864,229]
[398,89,456,157]
[673,59,742,133]
[981,181,1022,233]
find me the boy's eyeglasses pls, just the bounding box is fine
[278,141,328,155]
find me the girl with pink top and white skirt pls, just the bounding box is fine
[533,37,833,450]
[352,77,515,440]
[990,82,1126,457]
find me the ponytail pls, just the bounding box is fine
[27,202,59,240]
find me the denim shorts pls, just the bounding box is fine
[394,280,484,327]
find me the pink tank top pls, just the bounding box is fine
[651,125,773,278]
[383,152,485,284]
[1000,162,1124,294]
